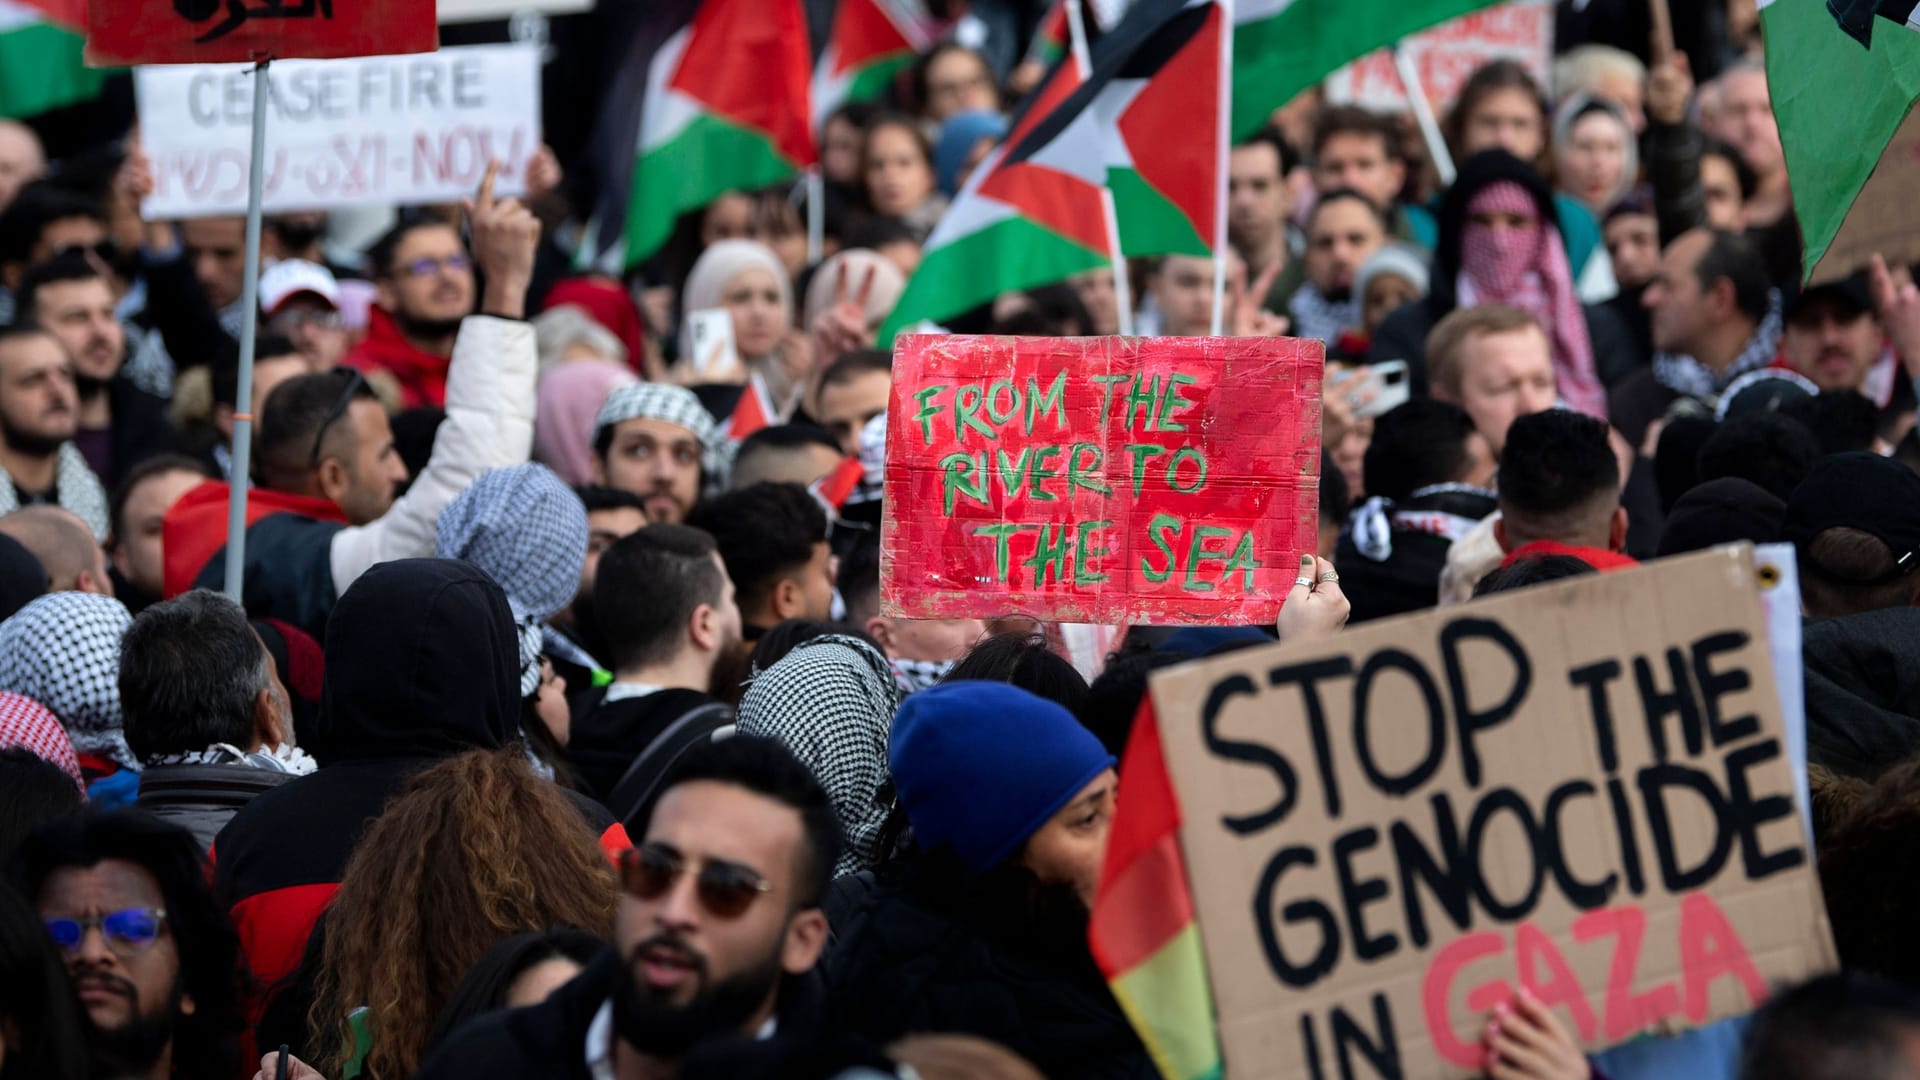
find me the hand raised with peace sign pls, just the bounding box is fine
[811,257,880,364]
[1228,259,1291,338]
[465,159,541,320]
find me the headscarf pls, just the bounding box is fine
[802,248,907,332]
[0,593,134,770]
[933,109,1007,196]
[1457,179,1605,418]
[542,276,646,365]
[593,382,730,495]
[735,635,904,875]
[0,691,83,791]
[535,360,638,487]
[1551,94,1640,213]
[1352,244,1431,309]
[435,464,589,697]
[682,240,793,346]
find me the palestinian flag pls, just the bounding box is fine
[1831,0,1920,45]
[1763,0,1920,282]
[879,0,1226,341]
[1089,696,1222,1080]
[1025,0,1072,67]
[814,0,926,127]
[623,0,815,270]
[722,372,777,441]
[0,0,106,120]
[1230,0,1499,138]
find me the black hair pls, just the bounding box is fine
[1443,59,1549,163]
[1740,972,1920,1080]
[575,484,651,515]
[1319,448,1351,526]
[11,810,245,1080]
[257,368,378,483]
[1896,425,1920,477]
[837,534,882,626]
[1234,125,1300,178]
[1079,650,1195,758]
[686,483,827,620]
[1653,415,1719,512]
[1363,400,1482,502]
[749,619,882,676]
[119,591,269,763]
[1693,229,1773,324]
[910,43,997,115]
[843,215,919,252]
[593,524,725,672]
[654,735,844,908]
[365,217,461,279]
[1700,136,1761,202]
[16,249,107,321]
[942,633,1090,715]
[210,333,299,410]
[0,749,81,864]
[1783,391,1879,457]
[1308,187,1391,233]
[108,453,212,546]
[1470,555,1597,598]
[1696,413,1819,502]
[424,927,605,1055]
[818,348,892,392]
[1497,409,1619,517]
[0,181,104,268]
[825,101,880,132]
[736,423,841,460]
[0,880,89,1080]
[1312,104,1400,161]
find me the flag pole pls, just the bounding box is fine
[1065,0,1132,334]
[224,57,270,602]
[1393,45,1455,188]
[1209,0,1233,336]
[806,169,824,264]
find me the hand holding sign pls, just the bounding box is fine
[1484,988,1591,1080]
[466,160,541,321]
[1278,555,1350,643]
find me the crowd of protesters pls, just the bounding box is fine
[3,0,1920,1078]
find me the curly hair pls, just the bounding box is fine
[1820,756,1920,985]
[308,749,616,1080]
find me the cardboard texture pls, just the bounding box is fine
[880,333,1324,626]
[1804,106,1920,284]
[87,0,436,66]
[1149,547,1837,1080]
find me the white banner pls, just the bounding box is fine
[1324,0,1553,114]
[437,0,592,23]
[136,44,541,220]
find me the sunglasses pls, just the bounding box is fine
[618,845,772,919]
[44,907,167,957]
[308,369,367,467]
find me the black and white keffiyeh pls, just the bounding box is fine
[0,592,134,769]
[436,464,589,697]
[142,742,317,775]
[0,443,109,540]
[889,657,953,694]
[1652,289,1784,402]
[1287,283,1360,346]
[736,635,903,875]
[593,383,729,494]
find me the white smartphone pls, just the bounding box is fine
[1329,359,1411,419]
[685,308,738,377]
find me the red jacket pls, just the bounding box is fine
[161,481,348,599]
[343,307,452,409]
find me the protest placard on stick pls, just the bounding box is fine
[1147,546,1836,1079]
[1325,0,1552,114]
[880,333,1324,626]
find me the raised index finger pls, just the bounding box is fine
[474,158,501,212]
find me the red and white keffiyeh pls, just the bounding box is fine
[0,691,83,792]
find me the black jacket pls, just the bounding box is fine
[1334,486,1500,623]
[136,761,294,852]
[1803,607,1920,780]
[213,560,622,997]
[567,687,730,818]
[95,376,178,489]
[824,854,1156,1080]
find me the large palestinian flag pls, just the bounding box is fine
[814,0,927,127]
[879,0,1226,341]
[1765,0,1920,282]
[622,0,815,269]
[1230,0,1499,138]
[1830,0,1920,45]
[0,0,106,120]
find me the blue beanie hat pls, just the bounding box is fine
[889,680,1116,873]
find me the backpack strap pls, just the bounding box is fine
[605,702,735,826]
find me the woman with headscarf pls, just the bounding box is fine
[735,634,902,876]
[533,359,636,487]
[1553,94,1640,217]
[0,592,135,784]
[680,238,811,422]
[1370,150,1641,416]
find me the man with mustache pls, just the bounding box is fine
[1780,275,1914,438]
[415,735,847,1079]
[342,215,480,409]
[591,383,724,526]
[18,809,246,1080]
[0,325,109,538]
[18,252,176,491]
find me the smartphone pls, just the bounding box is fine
[1331,359,1411,419]
[685,308,738,377]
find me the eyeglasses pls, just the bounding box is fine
[269,308,344,333]
[308,368,367,468]
[618,845,773,919]
[44,908,167,957]
[401,254,471,279]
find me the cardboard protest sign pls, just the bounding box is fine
[1149,546,1836,1080]
[1325,0,1551,114]
[87,0,435,66]
[135,44,539,218]
[880,334,1323,626]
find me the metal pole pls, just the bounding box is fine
[1394,45,1456,188]
[224,58,270,602]
[805,170,824,264]
[1209,0,1233,335]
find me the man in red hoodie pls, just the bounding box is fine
[342,214,477,408]
[1494,408,1634,567]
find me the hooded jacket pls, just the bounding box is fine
[211,560,627,997]
[1803,607,1920,780]
[343,306,451,409]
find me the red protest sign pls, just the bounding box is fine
[880,334,1323,626]
[86,0,436,66]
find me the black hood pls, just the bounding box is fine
[1430,150,1561,315]
[312,558,519,764]
[1803,607,1920,781]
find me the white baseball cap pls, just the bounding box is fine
[259,259,341,315]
